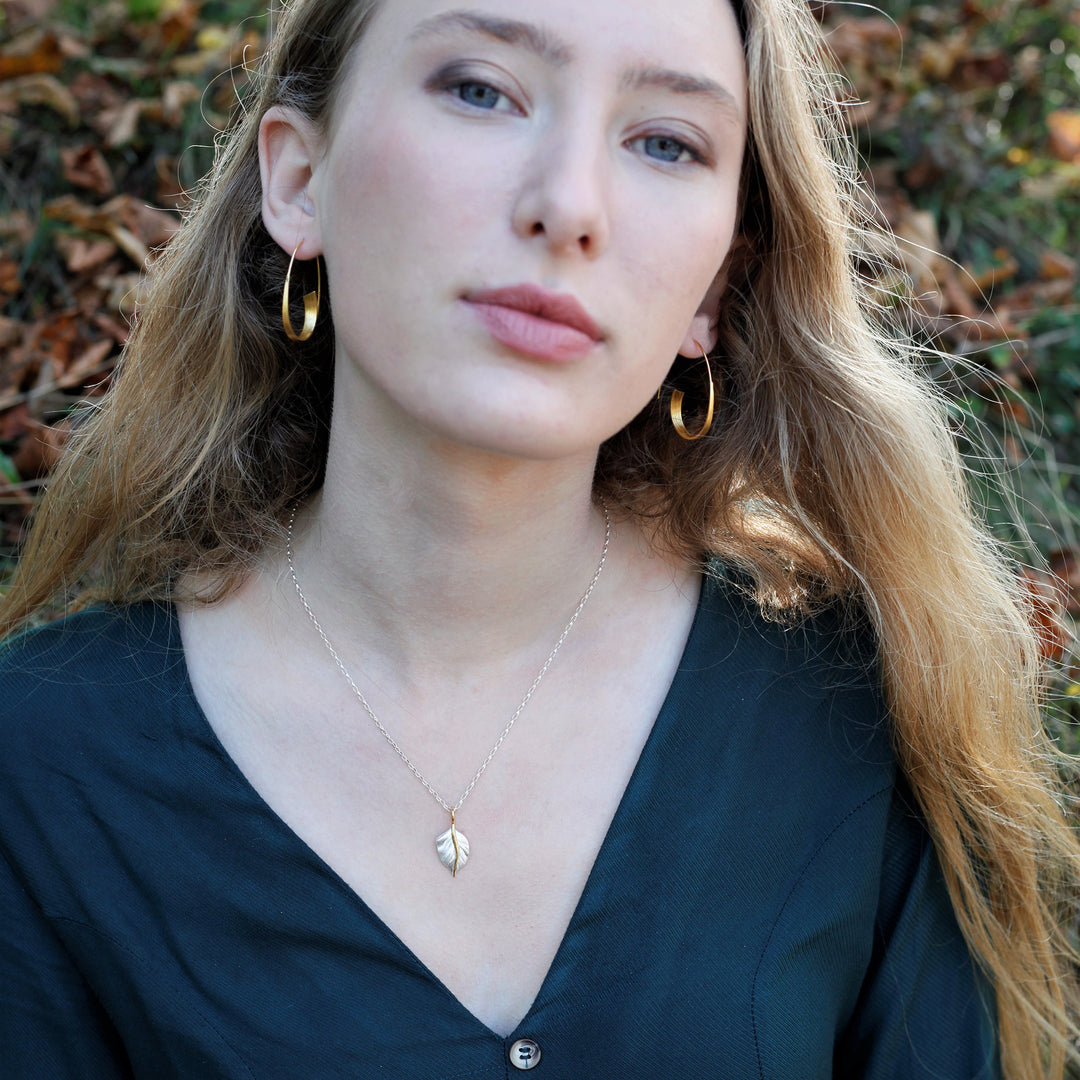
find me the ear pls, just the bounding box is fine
[258,105,323,259]
[676,236,747,357]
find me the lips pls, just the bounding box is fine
[463,284,603,363]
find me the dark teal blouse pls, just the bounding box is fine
[0,577,999,1079]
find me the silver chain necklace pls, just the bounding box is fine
[286,500,611,876]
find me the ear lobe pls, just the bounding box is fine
[259,105,323,258]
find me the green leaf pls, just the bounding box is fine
[0,452,19,486]
[126,0,164,20]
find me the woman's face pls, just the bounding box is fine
[268,0,747,460]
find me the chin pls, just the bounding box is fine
[417,408,608,465]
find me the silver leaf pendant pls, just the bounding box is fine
[435,814,469,876]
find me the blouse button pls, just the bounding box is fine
[508,1038,542,1070]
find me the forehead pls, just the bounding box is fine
[351,0,746,86]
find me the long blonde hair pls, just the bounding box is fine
[3,1,1078,1074]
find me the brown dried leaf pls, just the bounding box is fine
[36,309,80,377]
[91,312,131,345]
[0,320,41,394]
[58,339,114,388]
[940,271,981,322]
[101,194,180,251]
[1049,552,1080,618]
[991,397,1032,427]
[997,278,1077,315]
[0,73,78,125]
[0,210,34,245]
[171,24,233,76]
[917,31,970,83]
[159,0,201,51]
[952,49,1010,89]
[10,417,70,480]
[1049,549,1080,617]
[100,272,145,319]
[101,99,144,148]
[0,316,25,350]
[56,235,119,274]
[44,195,150,266]
[154,154,189,209]
[0,403,31,444]
[60,144,116,197]
[0,255,20,296]
[161,80,200,125]
[5,0,60,23]
[894,208,949,300]
[73,71,127,132]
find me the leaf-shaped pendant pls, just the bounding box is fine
[435,813,469,876]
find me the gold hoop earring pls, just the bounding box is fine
[667,340,715,441]
[282,243,321,342]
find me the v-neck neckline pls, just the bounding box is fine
[164,575,712,1041]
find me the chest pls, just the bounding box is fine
[258,697,663,1035]
[50,674,890,1080]
[182,606,693,1036]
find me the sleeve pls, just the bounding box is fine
[835,794,1001,1079]
[0,847,133,1080]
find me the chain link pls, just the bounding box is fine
[287,500,611,816]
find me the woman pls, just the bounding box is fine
[1,0,1077,1076]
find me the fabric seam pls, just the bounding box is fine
[750,783,893,1080]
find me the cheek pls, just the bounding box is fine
[622,216,733,333]
[324,119,506,294]
[326,127,429,260]
[618,173,737,287]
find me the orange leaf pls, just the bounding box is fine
[1047,110,1080,164]
[965,255,1019,293]
[1021,569,1071,665]
[0,31,62,81]
[1039,250,1078,283]
[1049,549,1080,617]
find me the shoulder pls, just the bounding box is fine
[0,604,188,786]
[0,603,181,712]
[0,603,199,892]
[691,568,890,759]
[697,565,880,682]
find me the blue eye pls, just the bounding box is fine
[642,135,693,163]
[455,81,504,110]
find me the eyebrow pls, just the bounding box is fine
[407,10,573,67]
[407,9,742,121]
[620,66,742,122]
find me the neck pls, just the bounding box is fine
[285,418,612,677]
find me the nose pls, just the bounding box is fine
[510,116,611,259]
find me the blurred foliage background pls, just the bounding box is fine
[0,0,1078,726]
